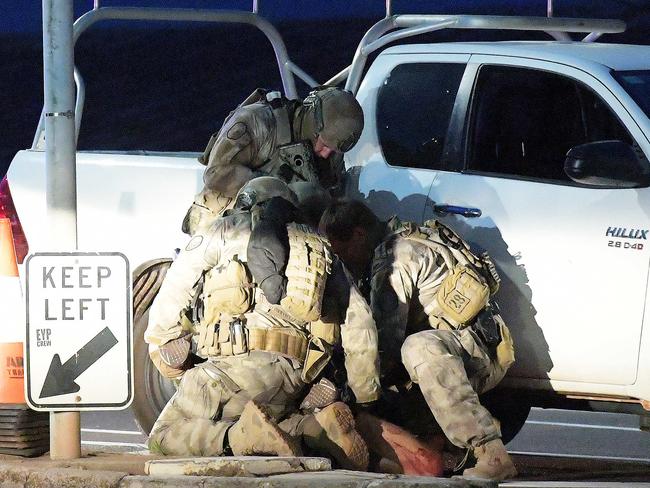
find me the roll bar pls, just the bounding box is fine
[33,5,317,149]
[342,14,626,94]
[33,2,629,148]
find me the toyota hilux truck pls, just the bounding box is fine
[3,4,650,439]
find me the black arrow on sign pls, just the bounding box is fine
[39,327,118,399]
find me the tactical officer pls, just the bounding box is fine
[183,87,364,236]
[145,178,380,470]
[319,199,517,481]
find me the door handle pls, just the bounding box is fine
[433,204,482,218]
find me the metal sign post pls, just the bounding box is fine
[42,0,79,459]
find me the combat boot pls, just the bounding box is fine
[228,401,302,456]
[462,438,517,481]
[303,402,369,471]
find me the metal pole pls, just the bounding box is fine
[42,0,80,460]
[547,0,553,17]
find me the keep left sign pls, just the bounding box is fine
[25,252,132,410]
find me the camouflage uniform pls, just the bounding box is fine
[185,88,362,235]
[146,210,380,456]
[370,220,513,450]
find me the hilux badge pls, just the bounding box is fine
[605,227,648,239]
[606,227,647,251]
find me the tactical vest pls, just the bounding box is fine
[376,218,500,330]
[281,223,333,322]
[194,222,335,381]
[199,89,318,185]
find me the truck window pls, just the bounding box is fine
[377,63,466,170]
[614,70,650,119]
[467,65,635,183]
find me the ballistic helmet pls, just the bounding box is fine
[234,176,299,210]
[301,87,364,153]
[289,181,332,227]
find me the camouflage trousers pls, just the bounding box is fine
[400,328,507,449]
[148,350,306,456]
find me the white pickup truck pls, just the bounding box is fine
[4,4,650,439]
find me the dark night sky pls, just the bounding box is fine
[1,0,649,176]
[2,0,650,33]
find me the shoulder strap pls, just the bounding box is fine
[399,220,488,283]
[198,132,219,166]
[266,92,293,146]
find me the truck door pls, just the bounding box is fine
[346,54,472,223]
[426,56,650,387]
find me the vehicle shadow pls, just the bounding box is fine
[343,164,434,223]
[344,166,555,441]
[439,215,554,381]
[345,165,553,380]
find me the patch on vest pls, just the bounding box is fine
[185,235,204,251]
[444,289,471,314]
[227,121,247,140]
[436,265,490,325]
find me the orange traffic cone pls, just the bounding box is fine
[0,218,48,457]
[0,217,25,403]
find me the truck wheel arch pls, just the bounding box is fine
[131,258,176,435]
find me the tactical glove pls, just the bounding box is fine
[300,378,339,412]
[158,336,192,369]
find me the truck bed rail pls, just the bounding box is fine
[343,13,626,93]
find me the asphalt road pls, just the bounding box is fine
[507,408,650,463]
[80,408,147,452]
[79,406,650,481]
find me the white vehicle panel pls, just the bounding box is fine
[7,150,202,270]
[428,173,647,385]
[350,48,650,400]
[428,56,650,387]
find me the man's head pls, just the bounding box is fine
[299,87,364,159]
[319,199,380,273]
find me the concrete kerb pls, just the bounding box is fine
[145,456,332,477]
[124,473,496,488]
[0,464,30,488]
[0,451,143,488]
[0,464,129,488]
[28,467,129,488]
[0,454,497,488]
[0,468,497,488]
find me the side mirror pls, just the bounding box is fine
[564,140,650,188]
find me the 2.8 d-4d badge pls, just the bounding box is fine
[606,226,648,251]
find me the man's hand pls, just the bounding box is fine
[158,336,191,369]
[300,378,339,412]
[149,348,188,380]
